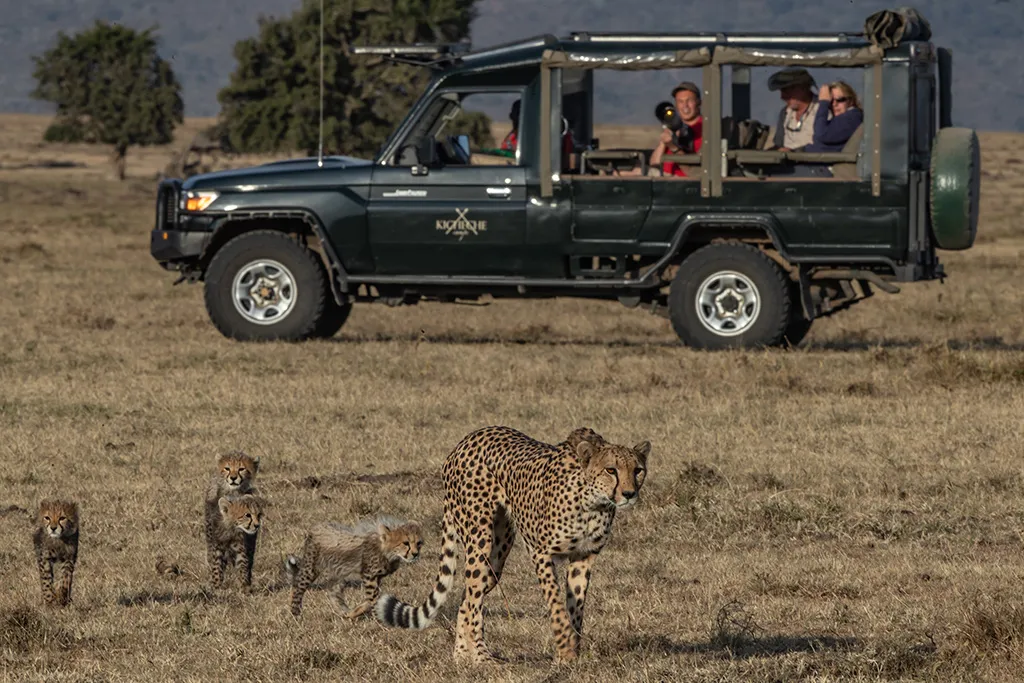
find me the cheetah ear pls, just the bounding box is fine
[251,456,260,473]
[218,497,230,515]
[377,523,390,539]
[633,440,651,461]
[575,440,595,466]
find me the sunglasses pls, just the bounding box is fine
[831,96,849,103]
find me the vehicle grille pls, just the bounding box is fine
[155,179,181,231]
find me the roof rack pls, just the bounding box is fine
[568,31,864,44]
[351,42,472,69]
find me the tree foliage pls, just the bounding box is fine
[215,0,490,159]
[30,21,184,180]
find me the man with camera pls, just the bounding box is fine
[649,81,704,177]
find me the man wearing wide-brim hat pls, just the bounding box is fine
[767,67,820,151]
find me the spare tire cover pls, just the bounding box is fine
[929,127,980,251]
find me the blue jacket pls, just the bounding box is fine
[803,105,863,152]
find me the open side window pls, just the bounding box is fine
[711,45,885,193]
[387,88,527,169]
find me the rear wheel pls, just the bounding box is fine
[668,242,792,350]
[204,230,337,342]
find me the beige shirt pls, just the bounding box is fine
[782,99,820,149]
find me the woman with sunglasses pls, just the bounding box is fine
[803,80,864,153]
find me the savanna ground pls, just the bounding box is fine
[2,113,1024,682]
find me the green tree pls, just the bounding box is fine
[215,0,488,159]
[31,21,184,180]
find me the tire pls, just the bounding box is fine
[203,230,332,342]
[312,297,353,339]
[929,127,980,251]
[668,242,791,350]
[781,280,814,348]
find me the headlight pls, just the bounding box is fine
[181,191,219,212]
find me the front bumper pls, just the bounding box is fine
[150,177,212,265]
[150,228,210,262]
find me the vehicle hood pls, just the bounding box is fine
[181,155,373,191]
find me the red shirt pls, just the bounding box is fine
[661,118,703,177]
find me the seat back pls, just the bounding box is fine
[828,122,864,179]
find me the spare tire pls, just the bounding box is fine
[929,127,980,250]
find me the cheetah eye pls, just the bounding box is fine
[635,468,645,477]
[605,467,617,476]
[245,513,252,519]
[43,516,50,521]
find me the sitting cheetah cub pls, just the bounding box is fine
[204,451,260,584]
[285,517,423,618]
[208,494,263,589]
[33,500,80,607]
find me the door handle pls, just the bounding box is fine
[486,187,511,197]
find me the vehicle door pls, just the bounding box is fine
[366,92,530,276]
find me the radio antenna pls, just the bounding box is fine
[317,0,324,167]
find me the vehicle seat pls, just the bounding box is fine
[829,123,864,179]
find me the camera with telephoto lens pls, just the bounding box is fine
[654,100,695,153]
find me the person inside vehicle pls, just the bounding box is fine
[501,99,575,170]
[803,80,863,152]
[650,81,704,176]
[766,68,820,151]
[617,80,703,177]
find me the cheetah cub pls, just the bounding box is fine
[284,517,423,618]
[204,451,260,584]
[33,500,80,607]
[208,494,263,589]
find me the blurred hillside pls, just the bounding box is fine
[3,0,1020,131]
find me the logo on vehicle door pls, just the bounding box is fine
[436,208,487,240]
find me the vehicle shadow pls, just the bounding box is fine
[330,332,682,348]
[330,332,1024,352]
[804,335,1024,352]
[624,632,860,659]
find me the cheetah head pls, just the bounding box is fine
[378,521,424,563]
[218,494,262,535]
[217,451,259,491]
[38,500,79,539]
[575,438,650,509]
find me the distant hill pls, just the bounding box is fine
[4,0,1021,132]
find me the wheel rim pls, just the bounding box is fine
[231,259,298,325]
[694,270,761,337]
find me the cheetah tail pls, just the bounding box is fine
[373,513,458,630]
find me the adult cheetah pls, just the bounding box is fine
[374,425,650,663]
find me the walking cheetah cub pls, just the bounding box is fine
[33,500,80,607]
[285,517,423,618]
[204,451,260,584]
[207,494,263,589]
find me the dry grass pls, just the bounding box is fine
[2,113,1024,682]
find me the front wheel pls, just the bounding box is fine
[203,230,337,342]
[668,242,792,350]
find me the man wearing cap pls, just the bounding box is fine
[767,68,821,151]
[649,81,704,177]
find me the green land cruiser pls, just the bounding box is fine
[150,8,979,349]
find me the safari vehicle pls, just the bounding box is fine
[149,8,979,349]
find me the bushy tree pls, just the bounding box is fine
[30,21,184,180]
[215,0,489,159]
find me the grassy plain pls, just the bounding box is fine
[1,114,1024,682]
